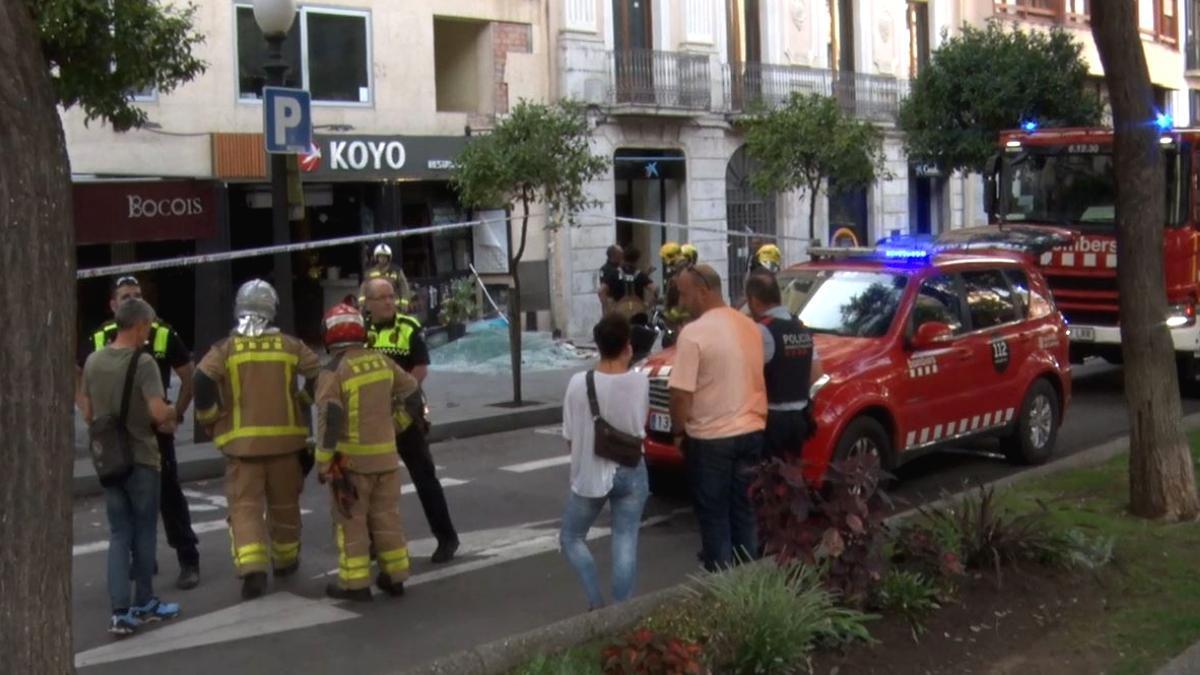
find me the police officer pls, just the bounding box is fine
[363,243,411,310]
[77,276,201,591]
[315,303,419,602]
[745,272,824,459]
[361,278,460,563]
[194,280,322,600]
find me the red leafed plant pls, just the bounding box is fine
[750,453,891,607]
[600,627,708,675]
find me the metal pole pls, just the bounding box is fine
[264,33,295,333]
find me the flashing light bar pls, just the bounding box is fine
[1021,120,1039,132]
[1156,112,1174,130]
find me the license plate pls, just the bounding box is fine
[1071,326,1096,342]
[649,412,672,433]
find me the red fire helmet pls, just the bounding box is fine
[322,303,366,349]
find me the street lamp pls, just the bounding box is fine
[255,0,298,333]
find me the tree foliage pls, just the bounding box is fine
[900,21,1101,173]
[740,92,887,242]
[452,100,609,402]
[29,0,208,131]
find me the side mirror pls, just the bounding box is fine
[912,321,953,350]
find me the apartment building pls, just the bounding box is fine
[65,0,550,349]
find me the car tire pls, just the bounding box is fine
[832,417,894,492]
[1002,379,1060,465]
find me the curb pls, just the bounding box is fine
[71,404,563,498]
[408,413,1200,675]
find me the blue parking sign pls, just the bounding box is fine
[263,87,312,155]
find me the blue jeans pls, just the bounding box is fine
[105,465,161,613]
[559,462,650,610]
[684,432,764,571]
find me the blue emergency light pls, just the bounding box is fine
[1021,119,1039,132]
[875,234,935,263]
[1156,112,1174,130]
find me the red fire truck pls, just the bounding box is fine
[986,126,1200,386]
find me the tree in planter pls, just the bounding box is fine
[438,277,479,340]
[1090,4,1200,520]
[899,20,1102,173]
[740,92,887,244]
[452,100,609,404]
[0,1,204,669]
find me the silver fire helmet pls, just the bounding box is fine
[373,243,392,260]
[234,279,278,337]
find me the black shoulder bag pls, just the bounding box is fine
[585,371,644,468]
[88,350,142,487]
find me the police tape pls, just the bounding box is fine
[75,216,515,280]
[76,213,816,280]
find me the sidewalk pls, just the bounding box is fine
[72,364,589,497]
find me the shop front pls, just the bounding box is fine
[212,132,479,343]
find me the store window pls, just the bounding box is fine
[236,5,371,104]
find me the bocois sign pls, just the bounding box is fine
[75,181,217,245]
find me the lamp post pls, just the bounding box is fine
[254,0,298,333]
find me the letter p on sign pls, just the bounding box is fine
[263,86,312,154]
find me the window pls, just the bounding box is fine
[1004,269,1055,319]
[961,270,1020,330]
[780,270,908,338]
[912,274,965,334]
[236,5,371,104]
[433,17,492,113]
[126,85,157,102]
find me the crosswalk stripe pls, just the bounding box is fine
[500,455,571,473]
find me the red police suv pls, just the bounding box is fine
[637,228,1073,489]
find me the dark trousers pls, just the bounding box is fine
[397,425,457,543]
[157,432,199,567]
[764,409,810,460]
[684,431,764,572]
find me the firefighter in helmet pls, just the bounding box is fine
[362,243,411,310]
[315,303,419,601]
[752,243,782,275]
[660,242,697,326]
[194,280,321,601]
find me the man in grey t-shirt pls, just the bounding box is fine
[80,299,181,636]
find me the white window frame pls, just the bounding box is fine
[234,2,374,108]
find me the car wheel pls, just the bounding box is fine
[1002,379,1060,465]
[831,416,894,490]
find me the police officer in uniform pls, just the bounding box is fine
[361,278,460,563]
[194,280,322,600]
[315,303,420,601]
[745,273,824,459]
[77,276,201,590]
[362,243,411,310]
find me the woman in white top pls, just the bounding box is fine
[559,315,650,610]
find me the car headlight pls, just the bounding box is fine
[1166,303,1196,329]
[809,373,831,400]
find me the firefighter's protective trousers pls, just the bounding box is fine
[226,453,304,576]
[334,470,409,589]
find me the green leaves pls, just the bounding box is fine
[739,93,887,239]
[452,99,610,231]
[899,20,1102,173]
[30,0,207,131]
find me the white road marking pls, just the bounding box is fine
[401,478,468,495]
[73,510,313,557]
[534,425,564,436]
[500,455,571,473]
[73,592,360,668]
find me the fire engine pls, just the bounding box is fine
[637,235,1073,490]
[987,123,1200,386]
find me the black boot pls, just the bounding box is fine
[241,572,268,600]
[431,538,460,564]
[325,583,372,602]
[176,565,200,591]
[273,560,299,578]
[376,572,406,597]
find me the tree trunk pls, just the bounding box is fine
[0,1,77,671]
[807,184,819,246]
[1092,3,1200,520]
[508,194,534,405]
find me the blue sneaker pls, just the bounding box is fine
[131,597,180,623]
[108,610,139,637]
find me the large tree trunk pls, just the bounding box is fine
[1092,4,1200,520]
[0,0,77,670]
[507,195,533,405]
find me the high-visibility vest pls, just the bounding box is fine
[91,320,172,360]
[367,314,421,360]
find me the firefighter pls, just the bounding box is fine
[315,303,419,601]
[660,242,696,326]
[362,243,411,310]
[752,243,782,275]
[745,272,823,459]
[361,278,460,563]
[76,276,202,591]
[600,247,657,323]
[194,280,322,600]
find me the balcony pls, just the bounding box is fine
[722,62,909,122]
[607,48,712,112]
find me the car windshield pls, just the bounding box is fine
[779,269,909,338]
[999,148,1186,227]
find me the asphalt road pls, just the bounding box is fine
[69,361,1199,673]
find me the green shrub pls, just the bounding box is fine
[690,563,874,674]
[871,570,941,637]
[511,648,603,675]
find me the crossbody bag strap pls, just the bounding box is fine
[118,349,142,427]
[585,370,601,420]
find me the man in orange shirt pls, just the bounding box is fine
[667,264,767,571]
